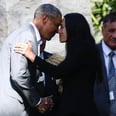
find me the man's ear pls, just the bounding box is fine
[42,15,49,24]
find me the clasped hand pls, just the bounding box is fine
[36,95,54,114]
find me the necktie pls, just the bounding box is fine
[108,51,115,80]
[40,40,46,53]
[37,40,46,96]
[37,39,46,55]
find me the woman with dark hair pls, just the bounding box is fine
[15,13,102,116]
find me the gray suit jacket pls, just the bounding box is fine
[0,24,41,116]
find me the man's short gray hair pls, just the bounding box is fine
[34,3,62,19]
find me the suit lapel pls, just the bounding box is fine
[98,42,110,99]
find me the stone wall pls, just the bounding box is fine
[0,0,91,55]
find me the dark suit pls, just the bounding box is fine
[94,42,110,116]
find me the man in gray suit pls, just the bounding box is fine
[0,3,62,116]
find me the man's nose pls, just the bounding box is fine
[113,31,116,37]
[112,31,116,39]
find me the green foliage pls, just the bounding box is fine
[91,0,113,34]
[110,0,116,12]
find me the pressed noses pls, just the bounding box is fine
[54,28,60,33]
[58,28,62,34]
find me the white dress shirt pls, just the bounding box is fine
[102,40,116,76]
[30,22,42,55]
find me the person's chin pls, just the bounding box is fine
[109,43,116,50]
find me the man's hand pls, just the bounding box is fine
[36,95,54,114]
[46,95,54,111]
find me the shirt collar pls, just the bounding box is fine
[102,40,116,56]
[30,22,41,43]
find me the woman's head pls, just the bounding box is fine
[59,13,95,55]
[59,13,94,43]
[64,13,92,42]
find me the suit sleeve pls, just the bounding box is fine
[33,43,98,80]
[33,50,88,79]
